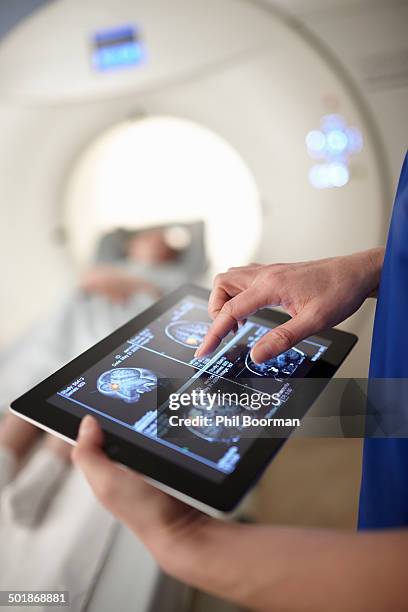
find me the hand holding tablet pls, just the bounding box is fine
[10,284,356,514]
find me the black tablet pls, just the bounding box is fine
[10,284,357,515]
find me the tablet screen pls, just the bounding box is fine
[49,296,331,482]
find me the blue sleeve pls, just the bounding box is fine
[359,152,408,529]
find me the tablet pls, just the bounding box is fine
[10,285,357,515]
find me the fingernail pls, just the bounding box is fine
[194,347,202,358]
[250,349,263,365]
[78,415,96,440]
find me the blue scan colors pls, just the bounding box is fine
[246,347,306,378]
[97,367,157,403]
[165,321,211,348]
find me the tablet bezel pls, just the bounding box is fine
[10,284,357,513]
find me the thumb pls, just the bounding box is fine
[250,308,320,363]
[75,414,103,449]
[72,416,149,523]
[72,415,188,539]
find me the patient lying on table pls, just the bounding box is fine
[0,223,206,527]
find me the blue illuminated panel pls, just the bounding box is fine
[92,25,145,72]
[305,114,363,189]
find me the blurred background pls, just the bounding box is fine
[0,0,407,610]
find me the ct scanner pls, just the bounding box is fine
[0,0,398,610]
[0,0,391,376]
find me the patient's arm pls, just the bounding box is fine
[0,413,40,461]
[0,413,72,525]
[81,265,161,303]
[0,413,71,464]
[2,429,71,527]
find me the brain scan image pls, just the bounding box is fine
[186,403,247,443]
[246,347,306,378]
[97,368,157,403]
[165,320,211,348]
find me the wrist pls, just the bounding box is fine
[365,247,384,297]
[348,248,384,299]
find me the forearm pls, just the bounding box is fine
[355,247,384,298]
[160,521,407,612]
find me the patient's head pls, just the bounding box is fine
[126,229,178,264]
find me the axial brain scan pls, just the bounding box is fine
[165,320,211,348]
[246,348,306,378]
[97,367,157,403]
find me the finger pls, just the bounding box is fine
[208,285,231,320]
[250,308,319,363]
[208,265,264,319]
[196,288,272,358]
[72,416,187,536]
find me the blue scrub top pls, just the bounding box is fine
[359,152,408,529]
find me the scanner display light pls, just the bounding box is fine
[306,114,362,189]
[328,162,349,187]
[309,162,349,189]
[91,25,145,72]
[305,130,326,154]
[326,129,348,154]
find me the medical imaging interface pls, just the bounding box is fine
[50,297,330,480]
